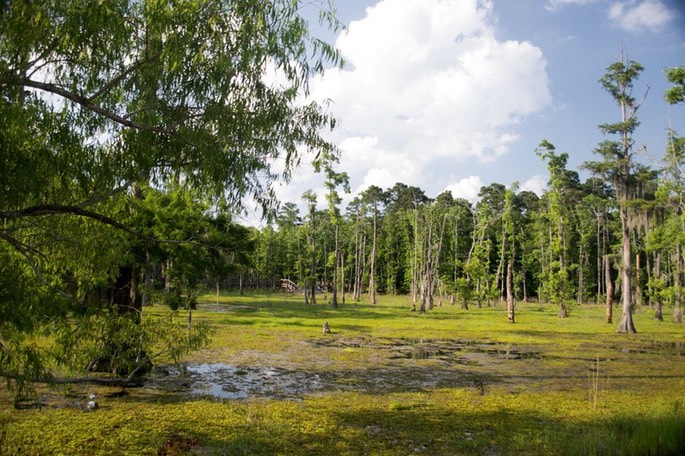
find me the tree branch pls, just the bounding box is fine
[0,204,145,238]
[15,78,174,134]
[86,52,161,103]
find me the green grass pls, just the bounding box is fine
[1,292,684,455]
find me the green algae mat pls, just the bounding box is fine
[1,293,684,455]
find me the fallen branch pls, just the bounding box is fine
[0,370,145,388]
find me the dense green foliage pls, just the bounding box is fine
[0,0,342,386]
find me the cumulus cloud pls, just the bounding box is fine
[608,0,675,32]
[308,0,551,197]
[445,175,485,203]
[521,175,547,196]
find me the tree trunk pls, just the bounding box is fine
[605,254,613,324]
[506,258,515,323]
[616,206,636,333]
[597,217,602,304]
[635,250,643,308]
[142,252,152,307]
[577,244,584,304]
[369,206,377,305]
[495,237,505,302]
[654,251,663,321]
[341,251,346,305]
[331,224,339,308]
[675,245,683,323]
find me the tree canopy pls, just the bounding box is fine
[0,0,342,391]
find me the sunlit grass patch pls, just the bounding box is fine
[1,291,684,454]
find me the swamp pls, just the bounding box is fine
[1,292,684,455]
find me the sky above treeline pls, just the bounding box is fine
[246,0,685,224]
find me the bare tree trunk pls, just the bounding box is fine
[495,235,505,302]
[332,224,339,308]
[675,245,683,323]
[369,206,377,305]
[577,244,584,304]
[635,250,643,308]
[605,254,613,324]
[412,207,419,304]
[616,207,636,333]
[341,250,346,305]
[163,259,173,293]
[521,268,528,302]
[507,258,515,323]
[654,251,663,321]
[597,217,602,304]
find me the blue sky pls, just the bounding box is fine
[255,0,685,222]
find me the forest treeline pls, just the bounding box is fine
[232,61,685,335]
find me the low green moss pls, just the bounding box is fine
[1,292,684,455]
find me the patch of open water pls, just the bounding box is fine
[152,337,545,400]
[181,363,325,400]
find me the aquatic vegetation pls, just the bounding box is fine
[1,292,683,455]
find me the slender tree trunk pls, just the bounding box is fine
[605,254,613,324]
[215,280,220,305]
[412,207,419,304]
[635,250,643,308]
[369,206,377,305]
[341,251,346,305]
[654,251,663,321]
[521,268,528,302]
[332,224,339,308]
[507,258,515,323]
[675,245,683,323]
[577,245,584,304]
[142,252,152,307]
[495,235,505,302]
[647,252,653,309]
[597,217,602,304]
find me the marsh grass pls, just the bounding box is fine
[1,291,684,455]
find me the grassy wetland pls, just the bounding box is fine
[1,292,684,455]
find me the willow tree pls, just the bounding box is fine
[0,0,342,384]
[584,54,646,333]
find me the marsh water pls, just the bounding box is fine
[146,336,685,401]
[149,337,547,400]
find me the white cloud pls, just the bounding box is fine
[445,175,485,203]
[545,0,599,12]
[306,0,551,198]
[521,174,547,196]
[608,0,675,32]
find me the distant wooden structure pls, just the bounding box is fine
[281,279,300,293]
